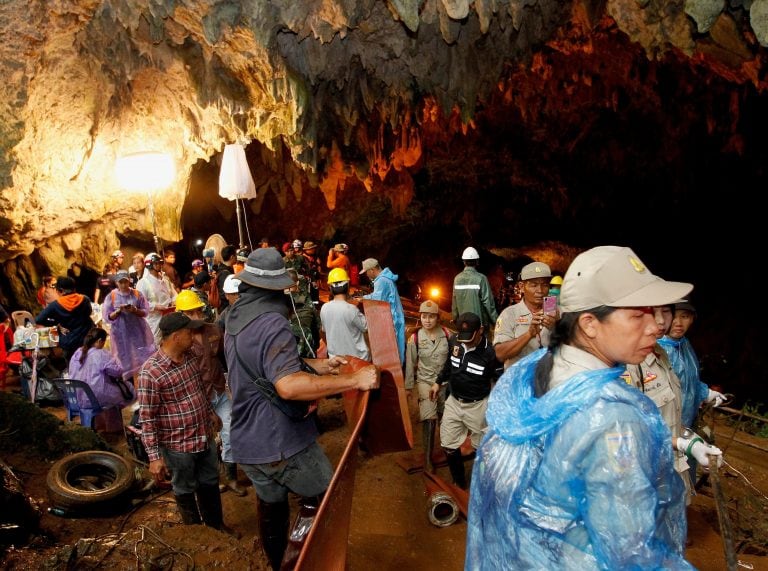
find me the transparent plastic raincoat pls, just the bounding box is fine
[658,336,710,429]
[466,349,692,570]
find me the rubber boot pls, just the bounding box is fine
[174,493,202,525]
[225,462,247,496]
[196,484,224,530]
[282,495,324,569]
[422,419,436,473]
[444,448,466,489]
[257,498,290,571]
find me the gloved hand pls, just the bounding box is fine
[676,435,723,468]
[706,389,727,407]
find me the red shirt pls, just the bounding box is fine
[137,346,214,461]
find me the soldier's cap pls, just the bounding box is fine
[520,261,551,281]
[456,312,481,342]
[559,246,693,313]
[419,300,440,314]
[159,312,205,336]
[235,248,296,290]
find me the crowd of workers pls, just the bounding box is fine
[0,238,730,569]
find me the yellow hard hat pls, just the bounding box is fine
[328,268,350,284]
[550,275,563,286]
[175,290,204,311]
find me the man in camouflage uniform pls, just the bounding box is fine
[285,269,320,358]
[284,240,312,302]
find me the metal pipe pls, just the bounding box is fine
[427,492,458,527]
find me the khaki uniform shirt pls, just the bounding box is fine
[494,301,552,369]
[623,345,690,488]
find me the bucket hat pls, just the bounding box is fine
[234,247,296,290]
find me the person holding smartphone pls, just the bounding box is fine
[493,261,558,370]
[102,270,156,382]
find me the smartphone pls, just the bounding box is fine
[543,295,558,316]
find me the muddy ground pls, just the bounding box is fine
[1,384,767,570]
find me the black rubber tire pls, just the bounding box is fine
[46,451,135,511]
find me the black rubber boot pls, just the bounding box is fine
[196,484,224,530]
[444,448,466,489]
[257,498,290,571]
[225,462,247,496]
[174,493,202,525]
[281,494,324,569]
[422,419,436,473]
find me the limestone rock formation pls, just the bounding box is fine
[1,0,767,311]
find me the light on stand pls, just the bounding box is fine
[218,144,257,249]
[115,152,176,255]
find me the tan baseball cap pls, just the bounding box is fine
[419,300,440,314]
[361,258,379,272]
[520,261,551,281]
[559,246,693,313]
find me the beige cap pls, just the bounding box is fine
[559,246,693,313]
[419,300,440,314]
[520,261,551,281]
[361,258,379,272]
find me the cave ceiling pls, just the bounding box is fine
[2,0,768,307]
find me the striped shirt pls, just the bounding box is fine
[137,346,214,461]
[437,335,500,401]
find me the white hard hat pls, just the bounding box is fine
[223,275,242,294]
[461,247,480,260]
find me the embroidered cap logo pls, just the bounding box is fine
[629,256,645,273]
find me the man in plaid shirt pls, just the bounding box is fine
[138,312,225,530]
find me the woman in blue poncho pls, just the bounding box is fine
[658,301,724,430]
[466,246,697,570]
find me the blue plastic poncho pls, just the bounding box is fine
[363,267,405,363]
[465,349,692,571]
[658,336,710,428]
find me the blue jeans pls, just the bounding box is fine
[211,390,233,463]
[240,442,333,503]
[160,444,219,495]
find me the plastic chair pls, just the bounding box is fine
[11,310,35,330]
[52,378,103,429]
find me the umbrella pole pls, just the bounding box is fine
[235,198,245,248]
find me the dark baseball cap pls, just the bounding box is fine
[456,312,481,342]
[55,276,76,291]
[193,271,211,287]
[159,312,205,336]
